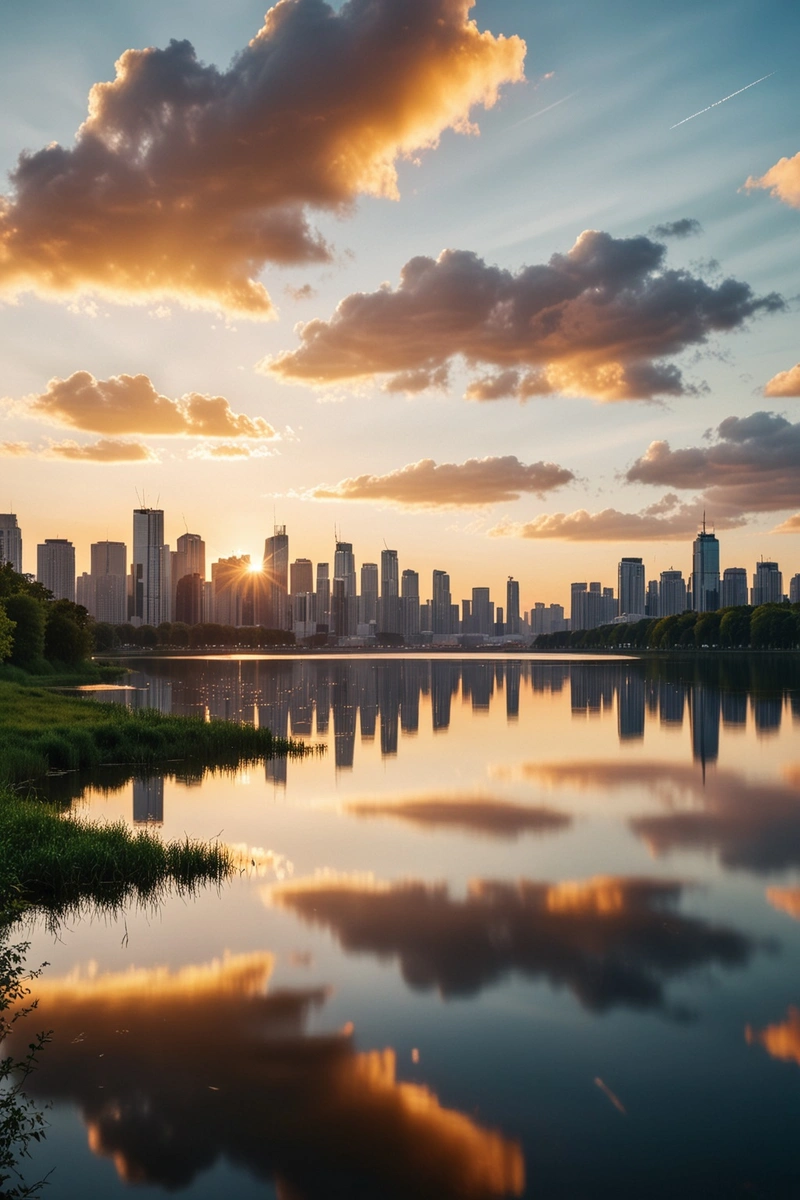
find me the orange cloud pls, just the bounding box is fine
[25,371,276,438]
[744,151,800,209]
[488,496,744,542]
[22,952,524,1197]
[764,363,800,397]
[746,1007,800,1068]
[311,455,575,509]
[765,887,800,921]
[0,0,525,317]
[0,441,30,456]
[270,232,782,399]
[47,438,158,463]
[189,441,275,460]
[773,513,800,533]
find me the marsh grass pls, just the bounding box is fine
[0,681,307,788]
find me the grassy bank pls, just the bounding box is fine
[0,660,125,688]
[0,793,231,924]
[0,681,305,789]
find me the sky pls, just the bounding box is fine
[1,0,798,608]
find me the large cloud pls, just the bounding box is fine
[271,873,752,1012]
[764,364,800,397]
[743,151,800,210]
[488,495,745,542]
[0,0,525,317]
[23,371,276,438]
[625,411,800,517]
[269,231,783,400]
[22,953,524,1198]
[311,455,574,508]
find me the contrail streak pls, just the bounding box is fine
[511,91,580,129]
[670,72,775,129]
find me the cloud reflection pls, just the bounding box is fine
[23,953,523,1198]
[746,1007,800,1068]
[344,795,571,840]
[270,874,752,1012]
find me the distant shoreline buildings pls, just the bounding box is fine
[1,507,798,645]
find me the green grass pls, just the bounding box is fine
[0,661,125,688]
[0,681,306,789]
[0,793,231,924]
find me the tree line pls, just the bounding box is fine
[533,604,800,652]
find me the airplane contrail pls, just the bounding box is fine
[511,91,580,130]
[670,72,775,129]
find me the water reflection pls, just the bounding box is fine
[270,874,753,1014]
[746,1007,800,1068]
[344,797,572,840]
[24,955,524,1199]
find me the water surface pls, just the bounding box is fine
[18,654,800,1198]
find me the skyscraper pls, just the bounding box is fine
[401,569,420,639]
[172,533,205,612]
[90,540,127,623]
[506,577,520,635]
[618,557,645,617]
[659,569,687,617]
[360,562,379,625]
[211,555,251,626]
[175,573,204,624]
[37,538,75,601]
[379,549,401,635]
[133,508,165,626]
[315,563,331,630]
[691,521,720,613]
[0,514,23,573]
[721,567,748,608]
[790,574,800,604]
[263,525,290,629]
[471,587,493,635]
[333,541,357,635]
[432,570,452,634]
[290,558,314,597]
[751,560,783,606]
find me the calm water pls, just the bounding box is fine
[17,654,800,1199]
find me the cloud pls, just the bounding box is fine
[524,759,800,875]
[344,795,572,839]
[625,411,800,518]
[46,437,158,462]
[764,363,800,397]
[488,495,744,542]
[766,887,800,921]
[746,1007,800,1068]
[22,953,524,1197]
[311,455,574,509]
[648,218,703,239]
[189,441,275,459]
[22,371,276,439]
[285,283,318,302]
[772,513,800,533]
[743,151,800,210]
[383,365,450,395]
[0,0,525,318]
[271,872,752,1012]
[269,231,783,400]
[0,441,30,456]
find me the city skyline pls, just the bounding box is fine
[0,1,798,603]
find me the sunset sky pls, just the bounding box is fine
[1,0,798,606]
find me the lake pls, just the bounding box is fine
[17,654,800,1199]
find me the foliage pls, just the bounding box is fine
[533,603,800,652]
[0,941,50,1199]
[43,601,93,667]
[3,597,46,670]
[0,603,15,662]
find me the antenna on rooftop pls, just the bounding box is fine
[182,513,189,535]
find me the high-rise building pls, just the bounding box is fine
[660,569,687,617]
[133,508,165,626]
[263,525,290,629]
[333,541,357,636]
[506,578,520,635]
[0,514,23,573]
[211,555,251,626]
[315,563,331,630]
[160,544,173,623]
[571,582,616,630]
[401,569,419,639]
[432,570,452,634]
[645,580,660,618]
[790,574,800,605]
[379,549,401,635]
[172,533,205,611]
[472,587,493,636]
[618,557,645,617]
[37,538,75,601]
[76,572,93,610]
[290,558,315,626]
[90,540,127,623]
[721,567,748,608]
[290,558,314,597]
[751,560,783,606]
[175,573,204,624]
[360,562,379,625]
[691,521,720,613]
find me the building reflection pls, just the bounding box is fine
[132,776,164,825]
[104,656,797,795]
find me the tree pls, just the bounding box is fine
[719,607,751,648]
[91,622,118,651]
[4,595,46,669]
[44,600,93,666]
[0,603,15,662]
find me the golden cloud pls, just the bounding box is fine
[47,437,158,463]
[21,951,524,1197]
[189,441,275,459]
[0,441,30,456]
[269,232,782,399]
[488,496,744,542]
[0,0,525,316]
[312,455,575,509]
[764,363,800,397]
[744,151,800,210]
[25,371,276,438]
